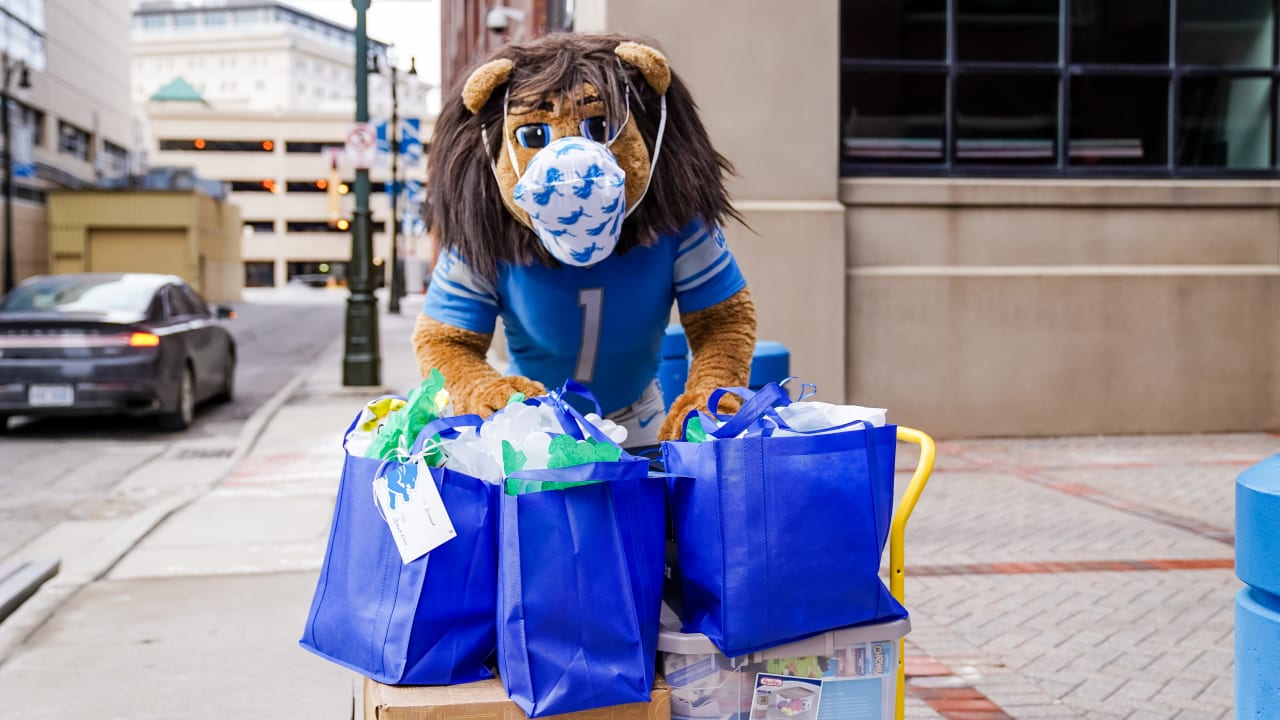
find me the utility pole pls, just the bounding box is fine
[388,60,400,314]
[343,0,381,386]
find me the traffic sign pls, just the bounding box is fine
[346,122,377,170]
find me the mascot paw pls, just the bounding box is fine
[658,389,743,442]
[469,376,548,417]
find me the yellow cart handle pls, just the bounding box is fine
[891,426,936,720]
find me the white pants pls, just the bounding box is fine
[606,380,665,450]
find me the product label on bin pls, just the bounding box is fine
[373,459,456,564]
[752,674,823,720]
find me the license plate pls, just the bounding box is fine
[28,384,75,407]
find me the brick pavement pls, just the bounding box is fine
[895,433,1276,720]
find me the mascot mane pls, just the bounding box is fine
[424,32,741,281]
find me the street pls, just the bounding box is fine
[0,288,348,563]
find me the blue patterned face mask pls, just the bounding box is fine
[511,137,628,267]
[483,85,669,268]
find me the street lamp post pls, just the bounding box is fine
[385,56,417,316]
[343,0,381,386]
[1,54,30,296]
[387,58,400,314]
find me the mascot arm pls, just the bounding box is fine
[658,288,757,441]
[412,314,546,417]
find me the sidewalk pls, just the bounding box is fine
[0,298,1272,719]
[0,299,426,718]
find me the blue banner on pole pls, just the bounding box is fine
[400,118,422,163]
[375,119,391,155]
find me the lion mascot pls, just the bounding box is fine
[413,32,756,447]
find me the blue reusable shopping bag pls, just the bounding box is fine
[662,382,907,657]
[299,407,499,685]
[496,388,667,717]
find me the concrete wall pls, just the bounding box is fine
[575,0,847,397]
[578,3,1280,438]
[844,179,1280,437]
[48,190,243,302]
[0,0,134,286]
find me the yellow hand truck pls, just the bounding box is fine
[890,427,937,720]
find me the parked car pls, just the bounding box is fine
[0,273,236,431]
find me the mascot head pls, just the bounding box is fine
[425,33,740,279]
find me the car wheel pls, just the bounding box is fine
[158,365,196,432]
[212,354,235,404]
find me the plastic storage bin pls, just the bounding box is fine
[659,605,909,720]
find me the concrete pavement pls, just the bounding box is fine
[0,294,425,718]
[0,291,1273,719]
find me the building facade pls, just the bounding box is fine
[469,1,1280,438]
[0,0,134,285]
[133,0,433,288]
[439,0,571,94]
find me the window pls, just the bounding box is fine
[286,220,388,233]
[285,180,329,193]
[841,0,1280,176]
[286,220,342,233]
[203,11,229,28]
[15,102,44,147]
[244,220,276,233]
[244,261,275,288]
[102,141,128,177]
[229,180,278,193]
[57,121,91,161]
[159,139,275,152]
[161,286,200,318]
[285,141,342,153]
[172,12,197,30]
[180,286,210,316]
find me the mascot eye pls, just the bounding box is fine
[515,124,552,149]
[580,116,610,142]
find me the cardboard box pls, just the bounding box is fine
[363,676,671,720]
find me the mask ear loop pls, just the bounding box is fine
[623,92,666,220]
[603,81,633,149]
[479,85,523,186]
[502,86,522,176]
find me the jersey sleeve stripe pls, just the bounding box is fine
[434,250,499,299]
[673,236,729,285]
[675,252,734,292]
[675,226,712,257]
[435,277,500,307]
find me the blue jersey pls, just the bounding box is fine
[423,218,747,414]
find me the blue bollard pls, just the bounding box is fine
[658,326,792,411]
[1236,454,1280,719]
[749,340,790,393]
[659,325,690,411]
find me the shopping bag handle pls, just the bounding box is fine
[709,382,791,439]
[526,381,619,447]
[705,386,756,419]
[410,414,485,455]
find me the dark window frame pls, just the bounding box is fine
[57,120,92,162]
[841,0,1280,178]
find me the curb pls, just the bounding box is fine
[0,337,343,668]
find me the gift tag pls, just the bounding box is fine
[373,459,457,564]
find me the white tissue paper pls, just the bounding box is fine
[769,401,886,437]
[438,401,627,483]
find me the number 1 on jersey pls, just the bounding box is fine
[575,288,604,382]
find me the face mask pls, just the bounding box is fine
[483,84,669,268]
[511,137,627,267]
